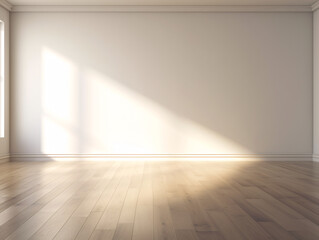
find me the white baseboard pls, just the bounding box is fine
[9,154,313,162]
[0,154,10,163]
[313,155,319,162]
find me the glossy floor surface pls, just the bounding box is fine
[0,161,318,240]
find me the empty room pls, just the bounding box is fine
[0,0,318,239]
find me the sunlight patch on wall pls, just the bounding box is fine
[42,48,79,153]
[41,47,250,155]
[85,69,249,154]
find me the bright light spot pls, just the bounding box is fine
[42,47,79,153]
[41,48,250,158]
[85,69,249,155]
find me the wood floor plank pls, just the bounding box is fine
[153,163,177,240]
[259,221,299,240]
[75,212,103,240]
[4,164,96,240]
[207,211,246,240]
[53,217,87,240]
[29,164,116,240]
[0,161,316,240]
[132,162,154,240]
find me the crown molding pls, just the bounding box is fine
[0,0,12,11]
[312,1,319,11]
[11,5,312,13]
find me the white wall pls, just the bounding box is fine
[10,12,313,159]
[0,6,9,162]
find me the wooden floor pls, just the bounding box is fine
[0,161,318,240]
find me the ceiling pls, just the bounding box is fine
[6,0,319,6]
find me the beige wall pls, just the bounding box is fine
[0,6,9,161]
[10,12,313,158]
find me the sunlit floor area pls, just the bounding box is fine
[0,161,317,240]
